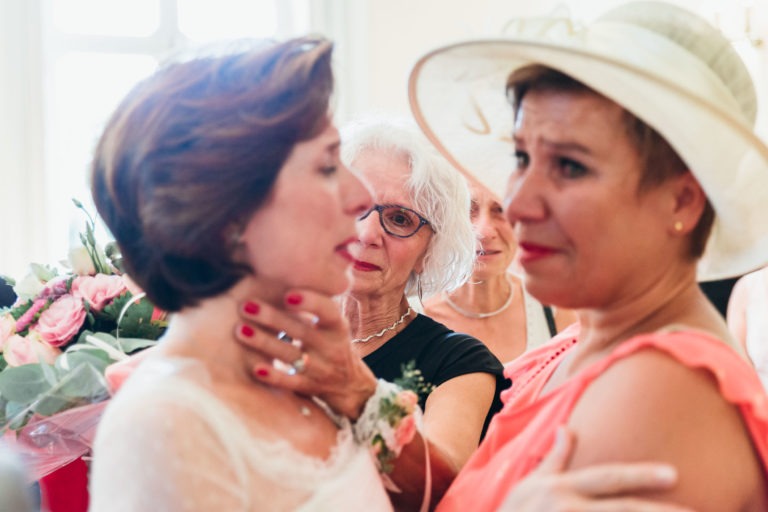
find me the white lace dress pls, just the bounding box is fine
[89,357,393,511]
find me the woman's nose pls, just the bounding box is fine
[356,208,385,244]
[473,213,497,239]
[343,165,373,217]
[504,167,547,225]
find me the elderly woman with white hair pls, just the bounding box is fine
[340,118,506,479]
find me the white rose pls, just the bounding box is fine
[67,246,96,276]
[13,272,45,301]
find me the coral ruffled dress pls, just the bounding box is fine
[437,325,768,511]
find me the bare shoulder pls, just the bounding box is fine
[567,348,767,511]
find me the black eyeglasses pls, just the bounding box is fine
[358,204,432,238]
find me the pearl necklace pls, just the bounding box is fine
[352,307,413,344]
[443,274,515,319]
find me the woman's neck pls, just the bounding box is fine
[446,272,515,313]
[343,291,412,341]
[157,275,290,385]
[568,266,726,372]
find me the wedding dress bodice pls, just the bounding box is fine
[89,357,392,511]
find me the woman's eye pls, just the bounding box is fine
[514,151,529,169]
[388,211,413,227]
[320,165,337,176]
[558,158,587,178]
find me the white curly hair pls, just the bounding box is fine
[341,116,476,298]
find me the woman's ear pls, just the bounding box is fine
[668,171,707,236]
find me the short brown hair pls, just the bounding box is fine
[506,65,714,259]
[91,37,334,311]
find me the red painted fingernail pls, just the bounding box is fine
[240,325,255,338]
[243,302,259,315]
[285,293,302,306]
[255,368,269,377]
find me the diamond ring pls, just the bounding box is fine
[289,353,309,375]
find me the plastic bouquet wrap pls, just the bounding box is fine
[0,200,166,480]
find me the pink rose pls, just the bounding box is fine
[104,347,156,393]
[40,276,71,300]
[71,274,127,312]
[394,390,419,412]
[0,315,15,348]
[3,333,61,367]
[394,414,417,447]
[35,295,87,347]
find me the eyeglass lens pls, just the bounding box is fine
[359,205,427,238]
[379,205,422,237]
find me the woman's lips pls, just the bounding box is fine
[353,260,381,271]
[477,249,502,257]
[518,242,558,263]
[335,237,357,263]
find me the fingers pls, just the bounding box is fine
[535,427,679,497]
[562,463,679,497]
[534,426,574,474]
[580,497,694,512]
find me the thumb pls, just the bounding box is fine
[535,425,574,474]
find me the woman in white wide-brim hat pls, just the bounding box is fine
[236,1,768,510]
[408,1,768,510]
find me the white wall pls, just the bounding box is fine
[338,0,768,137]
[0,0,46,279]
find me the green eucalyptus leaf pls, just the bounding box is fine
[115,337,158,354]
[40,363,58,387]
[29,362,109,417]
[0,365,52,403]
[33,395,75,416]
[57,350,111,378]
[0,396,8,425]
[5,402,32,430]
[59,366,109,401]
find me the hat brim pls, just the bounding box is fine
[409,21,768,281]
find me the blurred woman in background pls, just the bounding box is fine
[425,179,575,363]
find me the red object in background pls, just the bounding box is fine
[39,458,89,512]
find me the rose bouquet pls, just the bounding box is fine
[0,200,166,479]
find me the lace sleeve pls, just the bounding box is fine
[89,382,250,511]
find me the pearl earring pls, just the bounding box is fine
[674,221,683,232]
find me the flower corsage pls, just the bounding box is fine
[353,379,421,475]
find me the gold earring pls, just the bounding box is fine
[674,221,683,232]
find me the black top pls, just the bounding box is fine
[363,313,510,438]
[699,277,741,319]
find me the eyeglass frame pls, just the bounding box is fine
[358,203,432,238]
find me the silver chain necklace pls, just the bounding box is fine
[352,307,413,344]
[443,274,515,319]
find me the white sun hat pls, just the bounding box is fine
[409,1,768,281]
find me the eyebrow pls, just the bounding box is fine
[513,134,593,156]
[326,139,341,152]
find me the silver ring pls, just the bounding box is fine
[288,353,309,375]
[277,331,293,343]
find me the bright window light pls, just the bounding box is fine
[178,0,279,41]
[51,0,160,37]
